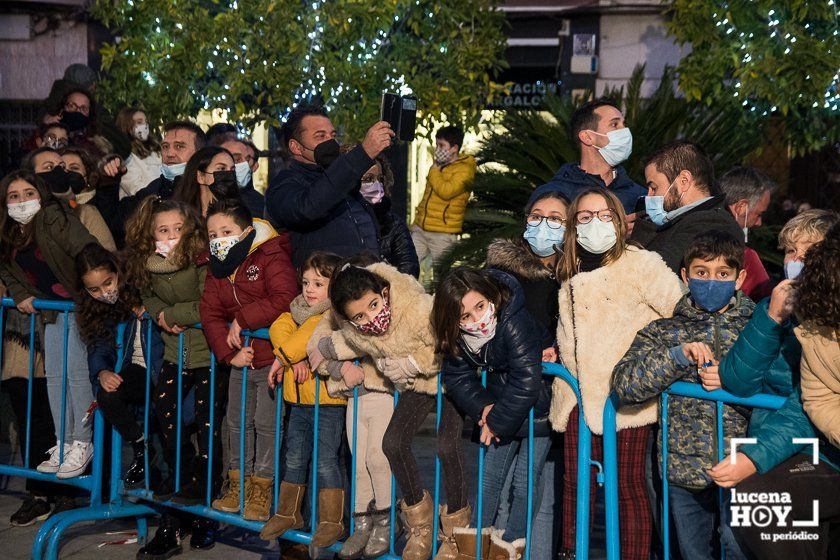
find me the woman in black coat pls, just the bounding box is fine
[432,267,552,558]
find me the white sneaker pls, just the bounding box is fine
[36,443,68,474]
[56,441,93,479]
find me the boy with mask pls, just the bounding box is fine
[612,230,754,560]
[199,198,297,520]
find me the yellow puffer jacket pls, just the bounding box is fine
[269,295,346,406]
[413,155,476,234]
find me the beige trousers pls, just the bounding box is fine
[346,389,394,512]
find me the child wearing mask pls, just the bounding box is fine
[311,261,465,560]
[551,188,682,560]
[613,231,754,560]
[258,252,347,549]
[200,199,297,521]
[123,196,219,504]
[75,243,160,489]
[432,267,553,560]
[0,170,99,480]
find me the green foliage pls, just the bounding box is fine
[440,65,766,269]
[665,0,840,156]
[89,0,507,139]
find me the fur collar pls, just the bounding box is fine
[290,294,331,325]
[485,238,555,281]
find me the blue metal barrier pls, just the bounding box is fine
[2,303,598,559]
[603,381,787,560]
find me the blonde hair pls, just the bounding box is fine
[557,188,630,281]
[778,209,839,250]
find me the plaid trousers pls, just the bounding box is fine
[562,406,653,560]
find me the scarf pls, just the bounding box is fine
[290,294,332,325]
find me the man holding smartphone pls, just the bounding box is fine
[265,105,394,266]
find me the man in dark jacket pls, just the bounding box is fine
[631,140,743,273]
[265,105,394,266]
[533,99,645,215]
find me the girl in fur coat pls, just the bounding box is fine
[310,261,466,560]
[553,188,682,560]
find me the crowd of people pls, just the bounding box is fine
[0,64,838,560]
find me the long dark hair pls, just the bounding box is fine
[0,170,55,258]
[123,197,207,291]
[329,262,391,321]
[795,223,840,330]
[173,146,236,214]
[75,243,142,344]
[431,267,510,357]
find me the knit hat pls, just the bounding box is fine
[63,64,98,90]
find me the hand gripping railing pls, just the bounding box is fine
[603,381,787,560]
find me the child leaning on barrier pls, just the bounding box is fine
[432,267,554,560]
[124,196,220,506]
[311,260,465,560]
[612,230,755,560]
[75,243,161,491]
[0,170,99,481]
[258,251,348,548]
[199,199,297,522]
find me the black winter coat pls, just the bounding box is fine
[631,195,744,273]
[441,270,553,439]
[265,147,379,267]
[373,197,420,278]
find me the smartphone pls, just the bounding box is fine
[380,93,402,132]
[380,93,417,142]
[633,195,647,219]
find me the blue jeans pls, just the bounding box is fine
[44,312,92,444]
[473,435,551,542]
[283,404,345,489]
[669,485,746,560]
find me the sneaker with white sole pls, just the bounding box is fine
[36,443,68,474]
[56,441,93,479]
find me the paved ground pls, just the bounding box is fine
[0,416,606,559]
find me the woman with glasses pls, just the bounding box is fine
[550,188,683,560]
[483,186,569,559]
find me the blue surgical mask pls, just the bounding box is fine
[645,179,677,226]
[160,162,186,181]
[688,278,736,313]
[524,221,565,257]
[234,161,252,188]
[595,128,633,167]
[576,218,617,254]
[784,260,804,280]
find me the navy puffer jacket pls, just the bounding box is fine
[441,270,553,439]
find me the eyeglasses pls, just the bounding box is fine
[575,209,614,224]
[64,101,90,115]
[526,213,566,229]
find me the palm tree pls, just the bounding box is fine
[440,64,766,270]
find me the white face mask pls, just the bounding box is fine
[7,199,41,225]
[93,288,119,305]
[155,238,179,258]
[460,302,498,353]
[593,128,633,167]
[576,218,617,254]
[234,160,252,188]
[133,123,150,141]
[209,232,244,261]
[160,162,186,181]
[434,146,454,165]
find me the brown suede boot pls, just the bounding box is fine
[244,475,273,522]
[487,529,525,560]
[309,488,346,548]
[435,504,471,560]
[400,490,434,560]
[258,481,305,540]
[211,470,247,513]
[453,527,492,560]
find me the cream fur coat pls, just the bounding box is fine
[551,246,683,434]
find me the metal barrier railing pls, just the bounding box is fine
[603,381,787,560]
[1,303,596,559]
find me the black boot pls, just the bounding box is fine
[124,438,147,489]
[170,477,205,505]
[137,515,182,560]
[189,517,217,550]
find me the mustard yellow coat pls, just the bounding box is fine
[413,155,476,234]
[269,310,347,406]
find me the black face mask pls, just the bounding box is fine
[314,139,341,169]
[208,169,238,200]
[209,228,257,279]
[61,111,89,132]
[38,168,87,195]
